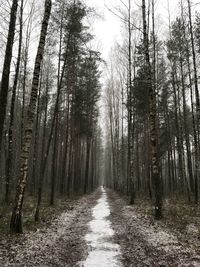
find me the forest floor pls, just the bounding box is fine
[0,188,199,267]
[109,190,200,267]
[0,191,99,267]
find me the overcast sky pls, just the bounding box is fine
[83,0,200,61]
[1,0,200,77]
[84,0,122,59]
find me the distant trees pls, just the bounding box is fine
[0,0,104,233]
[2,0,102,232]
[0,0,102,233]
[104,0,200,219]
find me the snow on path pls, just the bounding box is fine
[82,187,121,267]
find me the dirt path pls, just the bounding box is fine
[1,189,200,267]
[108,190,200,267]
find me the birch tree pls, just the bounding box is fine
[10,0,52,233]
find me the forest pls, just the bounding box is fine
[0,0,200,266]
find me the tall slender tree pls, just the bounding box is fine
[0,0,19,152]
[5,0,24,204]
[10,0,52,233]
[142,0,162,219]
[187,0,200,204]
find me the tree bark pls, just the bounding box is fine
[31,70,42,196]
[5,0,23,203]
[50,113,59,205]
[0,0,19,152]
[84,136,91,194]
[10,0,52,233]
[187,0,199,203]
[142,0,162,219]
[34,79,49,222]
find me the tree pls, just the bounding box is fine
[127,0,135,204]
[0,0,18,153]
[10,0,52,233]
[188,0,200,204]
[142,0,162,219]
[5,0,24,204]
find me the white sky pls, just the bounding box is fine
[83,0,200,61]
[83,0,122,60]
[1,0,200,70]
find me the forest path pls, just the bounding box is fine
[80,187,121,267]
[1,189,200,266]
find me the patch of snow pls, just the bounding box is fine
[123,206,200,266]
[186,224,199,235]
[82,187,121,267]
[128,212,181,253]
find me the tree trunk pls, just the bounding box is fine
[0,0,19,152]
[5,0,23,204]
[50,114,59,206]
[84,136,91,194]
[31,71,42,196]
[34,79,49,222]
[142,0,162,219]
[180,58,193,198]
[187,0,199,203]
[10,0,52,233]
[60,100,70,195]
[127,0,135,202]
